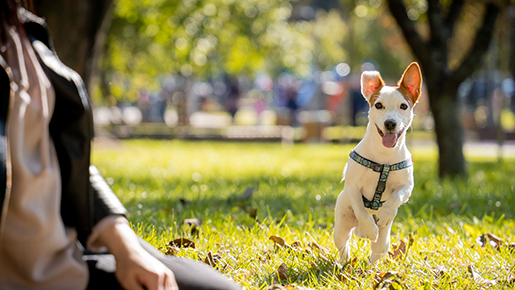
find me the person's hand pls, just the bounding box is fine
[94,220,179,290]
[114,242,178,290]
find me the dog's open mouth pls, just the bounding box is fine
[375,124,404,148]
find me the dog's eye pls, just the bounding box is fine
[374,103,383,109]
[400,104,408,110]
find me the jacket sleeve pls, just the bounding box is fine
[90,165,128,225]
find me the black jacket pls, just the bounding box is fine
[0,9,127,245]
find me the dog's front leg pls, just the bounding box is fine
[369,221,393,264]
[375,183,413,228]
[334,190,358,262]
[346,186,379,242]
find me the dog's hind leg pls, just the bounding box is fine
[369,221,393,264]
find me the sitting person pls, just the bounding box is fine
[0,2,241,289]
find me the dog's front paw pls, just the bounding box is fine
[337,245,350,263]
[359,222,379,242]
[375,207,397,228]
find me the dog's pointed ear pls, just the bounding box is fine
[399,62,422,105]
[361,71,384,104]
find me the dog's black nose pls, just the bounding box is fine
[384,119,397,131]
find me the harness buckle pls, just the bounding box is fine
[376,181,386,191]
[372,164,383,172]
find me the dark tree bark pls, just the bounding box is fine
[33,0,114,91]
[510,4,515,100]
[387,0,500,178]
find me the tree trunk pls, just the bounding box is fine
[387,0,500,178]
[428,85,467,177]
[33,0,114,92]
[510,4,515,102]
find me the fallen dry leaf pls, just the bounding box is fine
[269,235,296,252]
[277,263,288,281]
[408,232,415,248]
[270,235,288,247]
[486,233,503,246]
[376,271,399,279]
[241,186,256,199]
[179,198,190,205]
[183,218,202,227]
[303,247,314,257]
[169,237,195,249]
[291,241,303,249]
[228,186,256,203]
[159,245,178,256]
[337,272,347,282]
[204,251,223,268]
[248,207,257,219]
[477,233,506,250]
[373,271,400,290]
[476,234,488,247]
[389,239,407,260]
[182,218,202,235]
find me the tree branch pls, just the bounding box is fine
[452,3,500,84]
[445,0,464,35]
[386,0,429,66]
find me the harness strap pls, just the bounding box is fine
[349,150,413,210]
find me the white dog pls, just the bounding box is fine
[333,62,422,264]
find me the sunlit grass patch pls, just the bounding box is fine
[92,140,515,289]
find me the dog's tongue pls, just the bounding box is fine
[382,132,398,148]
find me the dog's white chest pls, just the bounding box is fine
[344,159,413,207]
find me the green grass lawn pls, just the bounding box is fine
[92,140,515,289]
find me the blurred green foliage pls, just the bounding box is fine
[100,0,415,103]
[102,0,346,101]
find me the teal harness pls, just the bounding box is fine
[349,150,413,210]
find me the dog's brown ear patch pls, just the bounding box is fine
[398,62,422,106]
[361,71,384,104]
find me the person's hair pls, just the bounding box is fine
[0,0,33,45]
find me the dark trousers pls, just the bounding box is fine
[85,238,241,290]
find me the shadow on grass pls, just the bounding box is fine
[112,159,514,237]
[404,160,515,220]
